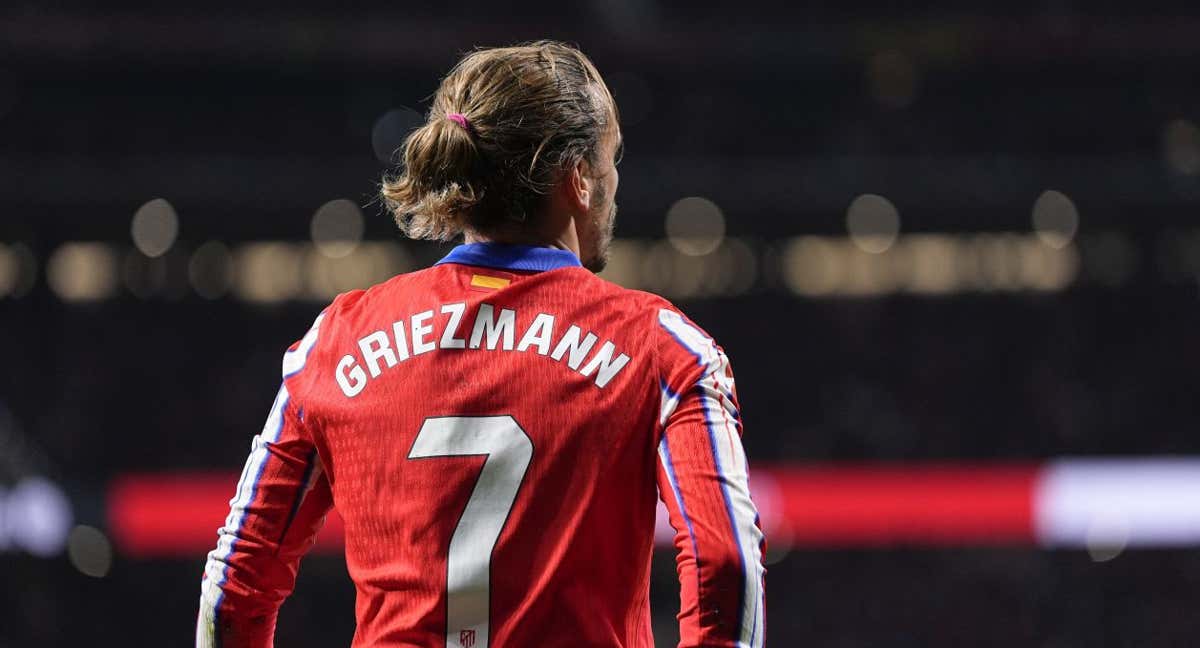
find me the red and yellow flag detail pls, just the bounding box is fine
[470,274,511,290]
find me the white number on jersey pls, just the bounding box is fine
[408,415,533,648]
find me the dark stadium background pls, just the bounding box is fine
[4,1,1200,645]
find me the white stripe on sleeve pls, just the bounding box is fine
[698,373,764,648]
[282,312,325,378]
[198,384,291,645]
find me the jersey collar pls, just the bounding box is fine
[435,242,583,272]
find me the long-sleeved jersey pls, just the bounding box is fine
[197,242,765,647]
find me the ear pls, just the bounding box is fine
[564,158,594,213]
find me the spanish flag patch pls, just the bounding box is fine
[470,274,511,290]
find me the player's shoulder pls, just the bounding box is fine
[323,265,442,321]
[572,270,688,320]
[279,267,436,391]
[574,272,726,371]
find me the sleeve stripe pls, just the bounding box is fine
[282,312,325,378]
[659,306,764,645]
[657,309,719,369]
[657,309,738,408]
[200,310,325,646]
[699,374,765,648]
[657,436,703,595]
[199,384,291,645]
[659,379,681,427]
[276,450,322,545]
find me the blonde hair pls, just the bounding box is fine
[380,41,617,241]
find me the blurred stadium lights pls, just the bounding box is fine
[130,198,179,258]
[122,250,169,299]
[1031,190,1080,250]
[1163,118,1200,176]
[231,241,412,304]
[845,193,901,254]
[782,233,1080,297]
[370,107,423,164]
[867,49,919,109]
[310,198,366,259]
[5,242,37,298]
[232,242,303,303]
[664,196,726,256]
[596,240,641,290]
[47,242,118,302]
[601,238,756,298]
[303,242,412,300]
[66,524,114,578]
[188,241,234,300]
[42,230,1200,303]
[0,243,20,297]
[0,476,73,557]
[1034,459,1200,550]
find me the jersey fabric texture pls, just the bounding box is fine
[197,243,766,648]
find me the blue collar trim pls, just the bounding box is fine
[435,243,583,272]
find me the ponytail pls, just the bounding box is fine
[380,41,616,241]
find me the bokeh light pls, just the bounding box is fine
[1085,512,1130,562]
[1163,119,1200,176]
[9,243,37,298]
[904,235,959,295]
[1020,238,1080,292]
[131,198,180,258]
[599,238,756,298]
[5,477,72,557]
[597,239,644,289]
[188,241,234,300]
[782,237,843,297]
[665,196,726,257]
[311,199,366,259]
[710,238,758,296]
[782,233,1079,297]
[67,525,113,578]
[233,243,303,304]
[47,243,118,302]
[1032,190,1080,249]
[123,251,169,299]
[0,243,17,297]
[305,242,411,299]
[846,194,901,254]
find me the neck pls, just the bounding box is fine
[463,218,581,260]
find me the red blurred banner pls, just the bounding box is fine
[764,464,1038,546]
[108,464,1042,557]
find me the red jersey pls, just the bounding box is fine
[197,243,766,648]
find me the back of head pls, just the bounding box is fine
[381,41,617,241]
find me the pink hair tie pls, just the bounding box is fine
[446,112,472,133]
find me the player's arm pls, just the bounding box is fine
[654,308,766,648]
[196,316,334,648]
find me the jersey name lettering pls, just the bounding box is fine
[335,302,631,397]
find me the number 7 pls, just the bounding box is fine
[408,415,533,648]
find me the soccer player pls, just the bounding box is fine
[197,41,765,648]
